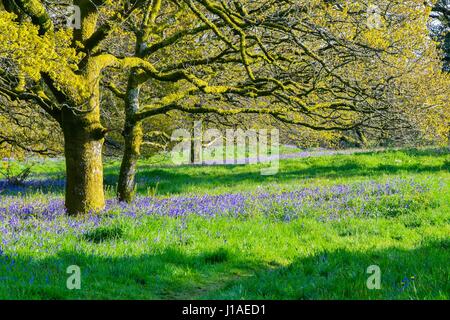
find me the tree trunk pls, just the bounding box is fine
[117,26,153,202]
[190,134,195,164]
[117,79,143,203]
[190,118,202,164]
[117,120,143,202]
[62,109,105,215]
[448,122,450,148]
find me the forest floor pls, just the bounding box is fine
[0,147,449,299]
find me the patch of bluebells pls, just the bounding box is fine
[0,178,65,195]
[0,178,434,255]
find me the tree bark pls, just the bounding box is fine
[117,24,151,203]
[117,78,143,203]
[117,120,143,202]
[61,109,105,215]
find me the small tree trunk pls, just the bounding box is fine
[62,110,105,215]
[356,129,368,148]
[190,134,195,164]
[448,122,450,148]
[117,78,143,203]
[190,120,202,164]
[117,120,143,202]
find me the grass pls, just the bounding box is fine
[0,147,449,299]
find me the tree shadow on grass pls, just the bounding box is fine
[341,147,450,158]
[1,239,448,300]
[204,239,449,300]
[2,148,449,197]
[126,159,449,195]
[0,246,264,300]
[119,147,450,195]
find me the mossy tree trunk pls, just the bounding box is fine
[117,72,143,203]
[61,105,106,215]
[117,21,152,203]
[117,121,143,202]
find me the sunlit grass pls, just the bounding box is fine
[0,147,449,299]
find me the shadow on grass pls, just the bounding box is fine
[2,147,449,196]
[126,160,449,195]
[0,246,263,300]
[104,147,450,195]
[1,239,448,300]
[204,239,450,300]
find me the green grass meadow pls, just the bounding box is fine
[0,148,449,299]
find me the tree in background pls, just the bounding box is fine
[430,0,450,71]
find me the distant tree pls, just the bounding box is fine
[0,98,62,158]
[430,0,450,71]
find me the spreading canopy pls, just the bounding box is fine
[0,0,448,212]
[0,0,442,130]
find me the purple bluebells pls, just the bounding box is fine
[0,178,431,239]
[0,177,434,261]
[0,176,438,292]
[0,178,65,195]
